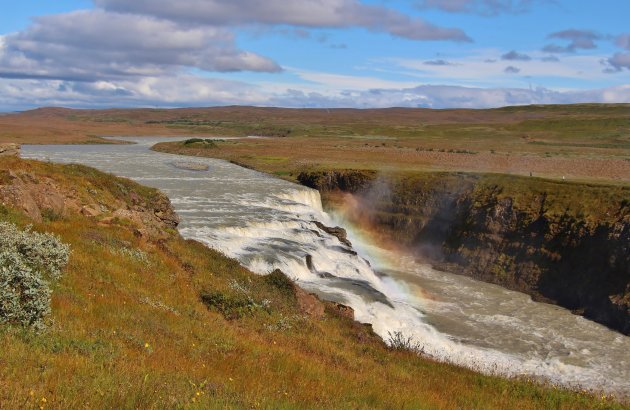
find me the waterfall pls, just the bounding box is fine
[21,137,630,398]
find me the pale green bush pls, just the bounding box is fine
[0,222,70,328]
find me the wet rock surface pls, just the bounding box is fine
[313,220,352,247]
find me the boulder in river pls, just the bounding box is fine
[313,221,352,247]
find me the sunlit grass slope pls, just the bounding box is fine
[0,158,624,409]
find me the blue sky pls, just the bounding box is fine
[0,0,628,110]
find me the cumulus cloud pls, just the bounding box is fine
[504,66,520,74]
[0,10,281,82]
[501,50,531,61]
[0,75,268,111]
[543,29,602,53]
[415,0,542,15]
[95,0,471,42]
[236,84,630,108]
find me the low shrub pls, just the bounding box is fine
[200,291,257,320]
[200,279,272,320]
[182,138,218,148]
[183,138,205,145]
[0,250,51,328]
[387,331,424,353]
[263,269,295,297]
[0,222,70,328]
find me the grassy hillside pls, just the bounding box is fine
[0,159,624,408]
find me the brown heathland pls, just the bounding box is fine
[2,104,628,183]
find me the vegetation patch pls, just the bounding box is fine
[201,279,272,320]
[182,138,218,148]
[0,222,70,329]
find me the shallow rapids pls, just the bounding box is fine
[22,137,630,397]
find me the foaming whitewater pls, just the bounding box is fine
[22,137,630,398]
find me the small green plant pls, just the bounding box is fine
[264,269,295,297]
[0,222,70,329]
[387,331,424,353]
[200,291,256,320]
[110,245,150,266]
[42,208,64,222]
[200,279,272,320]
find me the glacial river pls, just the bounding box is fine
[22,137,630,397]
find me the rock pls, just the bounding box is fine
[153,194,180,228]
[313,221,352,247]
[293,286,325,319]
[0,143,19,157]
[0,164,180,241]
[297,170,376,193]
[333,303,355,320]
[0,184,42,221]
[81,206,100,217]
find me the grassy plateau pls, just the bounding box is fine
[1,104,628,184]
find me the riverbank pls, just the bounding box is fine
[2,157,620,408]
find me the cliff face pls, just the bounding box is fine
[299,170,630,335]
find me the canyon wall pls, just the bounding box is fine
[298,170,630,334]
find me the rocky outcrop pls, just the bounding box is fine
[294,285,325,319]
[0,159,179,239]
[299,169,630,335]
[0,143,19,157]
[298,170,376,193]
[313,221,352,247]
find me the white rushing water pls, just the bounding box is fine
[22,137,630,397]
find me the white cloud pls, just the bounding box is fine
[94,0,471,42]
[0,10,281,82]
[291,69,421,90]
[391,50,616,86]
[2,75,628,111]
